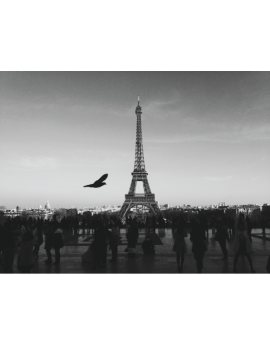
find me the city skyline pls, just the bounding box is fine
[1,72,270,208]
[1,200,268,212]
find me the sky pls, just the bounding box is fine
[0,71,269,209]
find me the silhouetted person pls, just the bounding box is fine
[99,223,108,266]
[158,215,165,229]
[152,216,157,233]
[266,255,270,273]
[126,218,139,257]
[228,216,235,238]
[246,216,253,243]
[82,217,86,233]
[215,217,230,260]
[261,216,266,237]
[142,236,155,255]
[73,217,79,235]
[52,226,64,265]
[17,230,34,273]
[92,215,99,232]
[1,222,17,273]
[171,216,177,232]
[232,214,255,273]
[44,224,54,264]
[0,225,3,267]
[68,217,73,234]
[84,173,108,188]
[127,216,131,225]
[190,218,207,273]
[92,223,107,268]
[200,212,209,238]
[108,229,119,262]
[146,215,153,234]
[210,215,217,237]
[87,218,92,234]
[173,216,187,272]
[33,222,44,259]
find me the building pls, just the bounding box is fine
[45,201,51,210]
[262,204,270,217]
[66,208,78,217]
[118,98,161,221]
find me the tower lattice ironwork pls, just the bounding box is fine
[118,97,161,222]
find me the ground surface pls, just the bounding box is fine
[1,228,270,274]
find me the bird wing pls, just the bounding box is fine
[83,184,93,188]
[95,173,108,184]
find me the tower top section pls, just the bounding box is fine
[133,97,146,173]
[135,95,142,115]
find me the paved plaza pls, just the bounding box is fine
[1,227,270,274]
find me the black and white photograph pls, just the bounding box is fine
[1,2,270,345]
[1,71,269,274]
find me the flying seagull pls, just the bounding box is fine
[84,174,108,188]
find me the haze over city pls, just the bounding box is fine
[1,71,270,209]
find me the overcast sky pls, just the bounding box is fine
[1,71,269,209]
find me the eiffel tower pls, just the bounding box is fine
[118,97,161,222]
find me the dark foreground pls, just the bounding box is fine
[1,228,270,274]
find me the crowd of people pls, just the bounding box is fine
[82,216,155,267]
[171,213,259,273]
[0,217,64,273]
[0,211,269,273]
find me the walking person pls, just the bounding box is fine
[86,218,91,234]
[152,216,156,233]
[200,212,209,238]
[44,223,54,264]
[126,218,139,257]
[108,229,120,263]
[266,255,270,273]
[82,217,86,233]
[173,216,187,272]
[215,217,230,260]
[1,221,17,273]
[210,215,217,238]
[171,216,177,233]
[190,217,207,273]
[52,226,64,265]
[232,213,255,273]
[146,215,152,234]
[92,221,108,268]
[17,230,34,273]
[246,216,253,243]
[33,222,44,259]
[0,223,3,267]
[261,215,266,237]
[228,216,235,239]
[158,214,165,230]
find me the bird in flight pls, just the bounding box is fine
[84,174,108,188]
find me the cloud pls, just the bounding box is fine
[141,94,270,145]
[145,133,241,144]
[241,124,270,141]
[10,157,58,170]
[242,157,266,171]
[145,121,270,144]
[205,175,234,182]
[250,177,260,182]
